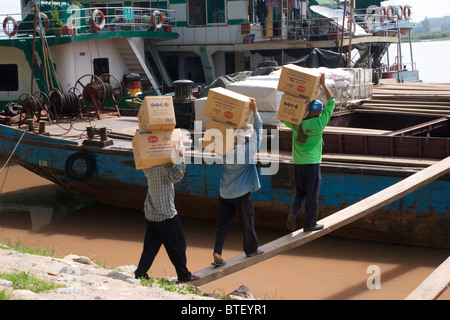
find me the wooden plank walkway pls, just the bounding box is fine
[190,156,450,286]
[405,256,450,300]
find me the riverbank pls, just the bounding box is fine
[0,247,218,300]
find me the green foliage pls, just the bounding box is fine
[1,238,56,257]
[0,271,64,293]
[50,1,64,28]
[406,15,450,42]
[404,31,450,42]
[0,289,17,300]
[140,277,206,296]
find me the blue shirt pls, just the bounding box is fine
[220,112,262,199]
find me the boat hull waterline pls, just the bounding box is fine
[0,122,448,249]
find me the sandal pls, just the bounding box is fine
[211,259,226,267]
[246,248,264,257]
[211,253,226,267]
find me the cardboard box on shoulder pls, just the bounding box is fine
[277,64,321,100]
[138,96,176,131]
[132,129,181,170]
[203,87,252,128]
[277,94,309,125]
[202,120,237,155]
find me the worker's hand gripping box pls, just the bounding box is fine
[277,64,321,100]
[132,129,182,169]
[203,87,252,128]
[138,96,176,131]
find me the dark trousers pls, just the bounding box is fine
[290,164,321,228]
[135,215,192,281]
[214,192,258,256]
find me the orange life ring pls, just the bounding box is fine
[397,5,403,20]
[40,13,50,31]
[380,6,387,22]
[386,5,394,22]
[151,10,163,29]
[3,16,18,37]
[92,9,105,30]
[34,12,50,33]
[403,5,411,20]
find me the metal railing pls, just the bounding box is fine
[0,5,175,38]
[238,14,413,44]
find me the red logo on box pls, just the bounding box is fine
[148,136,158,143]
[297,85,305,93]
[224,111,233,119]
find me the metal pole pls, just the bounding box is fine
[31,1,38,94]
[397,17,402,79]
[339,0,347,67]
[409,31,414,71]
[347,0,354,68]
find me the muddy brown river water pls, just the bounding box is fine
[0,158,448,300]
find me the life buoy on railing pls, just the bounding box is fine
[37,12,50,32]
[379,6,387,22]
[397,5,404,20]
[386,5,394,22]
[92,9,106,30]
[403,5,411,20]
[151,10,164,29]
[65,151,96,181]
[3,16,18,37]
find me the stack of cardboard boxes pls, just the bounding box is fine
[276,64,322,126]
[202,87,253,154]
[132,96,181,170]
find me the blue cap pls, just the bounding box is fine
[309,100,323,112]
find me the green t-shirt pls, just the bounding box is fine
[281,99,335,164]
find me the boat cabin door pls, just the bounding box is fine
[74,52,92,80]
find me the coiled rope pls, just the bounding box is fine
[49,89,80,117]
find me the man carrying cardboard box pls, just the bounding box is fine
[211,98,265,267]
[281,73,335,232]
[135,143,199,282]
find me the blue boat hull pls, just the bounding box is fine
[0,124,448,249]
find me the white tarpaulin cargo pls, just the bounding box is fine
[226,80,283,112]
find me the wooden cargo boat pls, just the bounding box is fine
[0,2,446,249]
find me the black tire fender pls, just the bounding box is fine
[65,152,96,181]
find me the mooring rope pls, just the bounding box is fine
[0,129,27,194]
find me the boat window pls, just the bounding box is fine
[0,64,19,92]
[188,0,226,26]
[133,1,168,9]
[206,0,226,24]
[93,58,109,76]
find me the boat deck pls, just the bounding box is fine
[3,82,449,166]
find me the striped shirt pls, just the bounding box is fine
[142,161,185,222]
